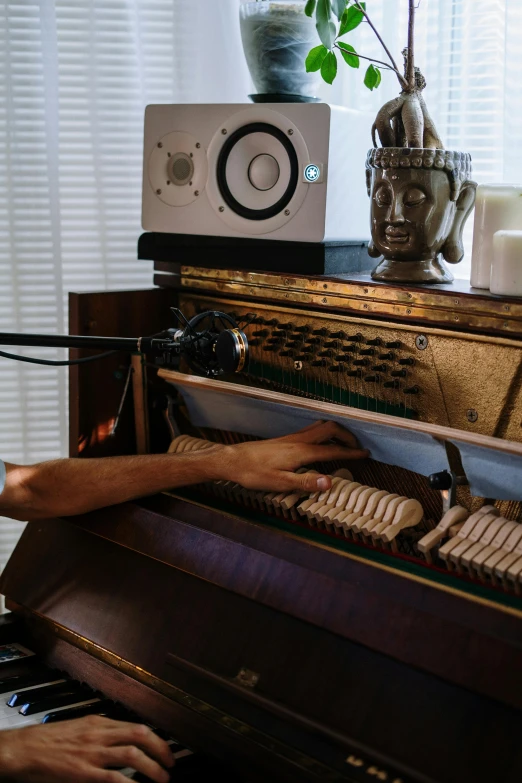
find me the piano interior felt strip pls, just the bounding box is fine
[167,381,449,478]
[161,371,522,502]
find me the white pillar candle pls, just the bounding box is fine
[490,230,522,296]
[470,184,522,289]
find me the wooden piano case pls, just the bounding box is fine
[2,283,522,783]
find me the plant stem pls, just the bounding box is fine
[406,0,415,89]
[353,1,407,89]
[334,45,405,79]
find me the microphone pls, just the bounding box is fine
[0,308,249,378]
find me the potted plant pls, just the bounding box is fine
[304,0,477,283]
[240,0,322,102]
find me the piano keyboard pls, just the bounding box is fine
[0,643,213,782]
[170,435,425,553]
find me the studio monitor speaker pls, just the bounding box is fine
[142,103,371,243]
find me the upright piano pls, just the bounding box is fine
[2,263,522,783]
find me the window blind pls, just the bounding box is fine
[0,0,248,571]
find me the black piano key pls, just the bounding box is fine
[42,698,115,723]
[8,680,83,708]
[20,688,93,716]
[0,670,57,695]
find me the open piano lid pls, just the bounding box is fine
[160,370,522,501]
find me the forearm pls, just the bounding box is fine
[1,449,225,521]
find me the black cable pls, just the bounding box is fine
[0,349,119,366]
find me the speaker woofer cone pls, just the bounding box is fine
[216,122,298,221]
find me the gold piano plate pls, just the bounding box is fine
[179,292,522,441]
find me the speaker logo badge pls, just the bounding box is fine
[303,163,325,184]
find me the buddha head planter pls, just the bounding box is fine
[365,148,477,283]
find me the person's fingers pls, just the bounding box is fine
[93,770,140,783]
[251,471,331,493]
[272,421,326,443]
[108,723,174,770]
[281,470,332,493]
[300,444,369,463]
[102,746,170,783]
[277,421,360,449]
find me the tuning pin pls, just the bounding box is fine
[353,358,369,367]
[383,379,400,389]
[372,364,388,373]
[253,330,268,338]
[379,352,395,361]
[248,339,260,347]
[399,357,415,366]
[347,333,363,342]
[272,329,287,337]
[335,355,349,362]
[366,338,382,346]
[403,385,420,394]
[358,348,375,356]
[286,340,303,349]
[279,350,294,357]
[279,322,295,330]
[328,366,343,372]
[293,325,310,333]
[318,349,334,357]
[323,341,338,348]
[385,340,401,349]
[391,369,407,378]
[347,369,363,378]
[342,345,356,354]
[295,353,311,360]
[263,346,278,352]
[364,375,381,383]
[305,337,321,345]
[330,331,347,339]
[311,359,327,367]
[265,318,279,326]
[267,337,283,345]
[312,328,329,336]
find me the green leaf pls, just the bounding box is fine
[339,2,365,36]
[337,41,359,68]
[364,63,381,90]
[316,0,336,50]
[374,66,382,88]
[331,0,346,20]
[321,50,338,84]
[304,0,317,18]
[305,44,328,72]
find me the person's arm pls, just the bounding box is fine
[0,715,174,783]
[0,421,368,521]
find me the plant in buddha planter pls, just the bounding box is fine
[304,0,477,284]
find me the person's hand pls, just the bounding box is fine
[216,420,368,492]
[0,715,174,783]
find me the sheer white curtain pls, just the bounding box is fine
[0,0,248,570]
[0,0,521,570]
